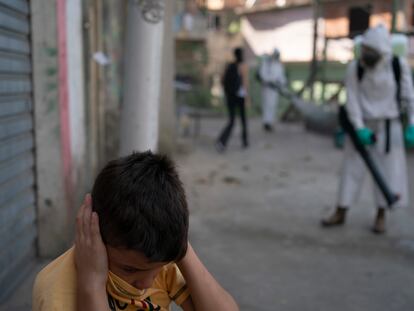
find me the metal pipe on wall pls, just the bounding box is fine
[120,0,166,155]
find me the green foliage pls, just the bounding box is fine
[228,20,240,34]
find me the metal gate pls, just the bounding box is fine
[0,0,36,301]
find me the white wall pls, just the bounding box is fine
[241,7,324,62]
[32,0,70,257]
[241,6,367,63]
[32,0,88,257]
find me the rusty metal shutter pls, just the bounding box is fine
[0,0,36,301]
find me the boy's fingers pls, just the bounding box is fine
[76,201,86,241]
[85,193,92,206]
[85,193,93,230]
[83,203,92,241]
[76,198,85,221]
[91,212,102,243]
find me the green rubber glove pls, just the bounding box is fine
[356,127,374,146]
[405,125,414,148]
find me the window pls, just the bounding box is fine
[208,13,221,30]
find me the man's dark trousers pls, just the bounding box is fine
[217,94,248,147]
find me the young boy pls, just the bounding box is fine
[33,151,239,311]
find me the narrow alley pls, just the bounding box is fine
[2,1,414,310]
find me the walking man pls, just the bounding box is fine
[216,47,249,152]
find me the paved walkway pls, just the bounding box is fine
[176,117,414,311]
[2,117,414,311]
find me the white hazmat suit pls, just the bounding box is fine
[259,50,286,127]
[338,25,414,209]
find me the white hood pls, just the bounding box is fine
[361,25,392,56]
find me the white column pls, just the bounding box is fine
[66,0,86,183]
[158,0,176,154]
[120,0,165,155]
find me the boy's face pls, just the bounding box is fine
[107,246,168,290]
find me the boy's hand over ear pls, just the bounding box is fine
[75,194,108,292]
[75,194,110,310]
[178,243,239,311]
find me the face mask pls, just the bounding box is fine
[361,49,381,68]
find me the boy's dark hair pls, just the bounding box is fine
[91,151,189,262]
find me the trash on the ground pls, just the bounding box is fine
[222,176,241,185]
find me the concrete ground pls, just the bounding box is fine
[2,117,414,311]
[176,117,414,311]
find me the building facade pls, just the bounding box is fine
[0,0,176,301]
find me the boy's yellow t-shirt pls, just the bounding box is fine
[32,247,190,311]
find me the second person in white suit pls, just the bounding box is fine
[258,49,286,132]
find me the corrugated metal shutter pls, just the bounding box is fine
[0,0,36,301]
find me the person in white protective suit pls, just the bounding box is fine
[258,49,286,132]
[322,25,414,234]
